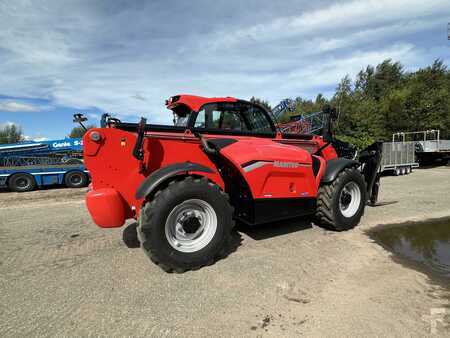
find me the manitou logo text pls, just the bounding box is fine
[273,161,300,168]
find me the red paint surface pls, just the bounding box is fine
[85,188,127,228]
[166,94,237,112]
[84,95,338,228]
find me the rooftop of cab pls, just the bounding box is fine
[165,94,239,112]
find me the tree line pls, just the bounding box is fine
[0,124,95,144]
[0,124,23,144]
[275,59,450,149]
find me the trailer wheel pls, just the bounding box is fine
[406,166,411,174]
[138,176,234,272]
[64,171,88,188]
[315,167,367,231]
[395,168,400,176]
[8,173,37,192]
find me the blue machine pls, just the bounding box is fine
[0,138,89,192]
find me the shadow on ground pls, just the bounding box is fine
[122,221,245,251]
[123,216,315,248]
[237,217,313,241]
[122,222,141,248]
[371,200,398,207]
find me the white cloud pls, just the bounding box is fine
[0,0,447,123]
[31,137,49,142]
[87,113,100,120]
[0,101,40,112]
[131,94,147,101]
[0,121,17,128]
[211,0,449,46]
[22,135,48,141]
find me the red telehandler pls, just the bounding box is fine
[81,95,382,272]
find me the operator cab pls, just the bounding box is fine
[169,98,276,136]
[191,102,275,133]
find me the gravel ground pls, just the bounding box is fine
[1,167,449,337]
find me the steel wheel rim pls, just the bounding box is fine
[17,177,30,189]
[339,182,361,218]
[70,174,82,185]
[165,199,217,253]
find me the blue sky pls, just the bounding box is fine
[0,0,449,140]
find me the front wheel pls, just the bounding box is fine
[315,168,367,231]
[138,176,234,272]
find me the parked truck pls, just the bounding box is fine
[0,138,89,192]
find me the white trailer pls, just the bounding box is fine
[413,130,450,165]
[380,139,418,175]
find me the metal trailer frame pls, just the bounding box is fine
[393,130,450,165]
[393,130,450,152]
[381,140,419,175]
[278,111,327,135]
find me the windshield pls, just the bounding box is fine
[193,102,274,133]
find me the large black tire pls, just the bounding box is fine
[8,173,37,192]
[315,168,367,231]
[138,176,234,272]
[64,171,88,188]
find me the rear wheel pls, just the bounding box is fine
[64,171,88,188]
[315,168,367,231]
[8,173,36,192]
[138,176,234,272]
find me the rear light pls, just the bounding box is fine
[89,131,102,142]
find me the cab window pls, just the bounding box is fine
[193,102,273,133]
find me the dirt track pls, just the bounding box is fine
[1,167,450,337]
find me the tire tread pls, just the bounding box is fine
[315,167,366,231]
[138,176,234,272]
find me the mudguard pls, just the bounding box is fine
[321,158,359,183]
[321,142,383,204]
[135,162,214,199]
